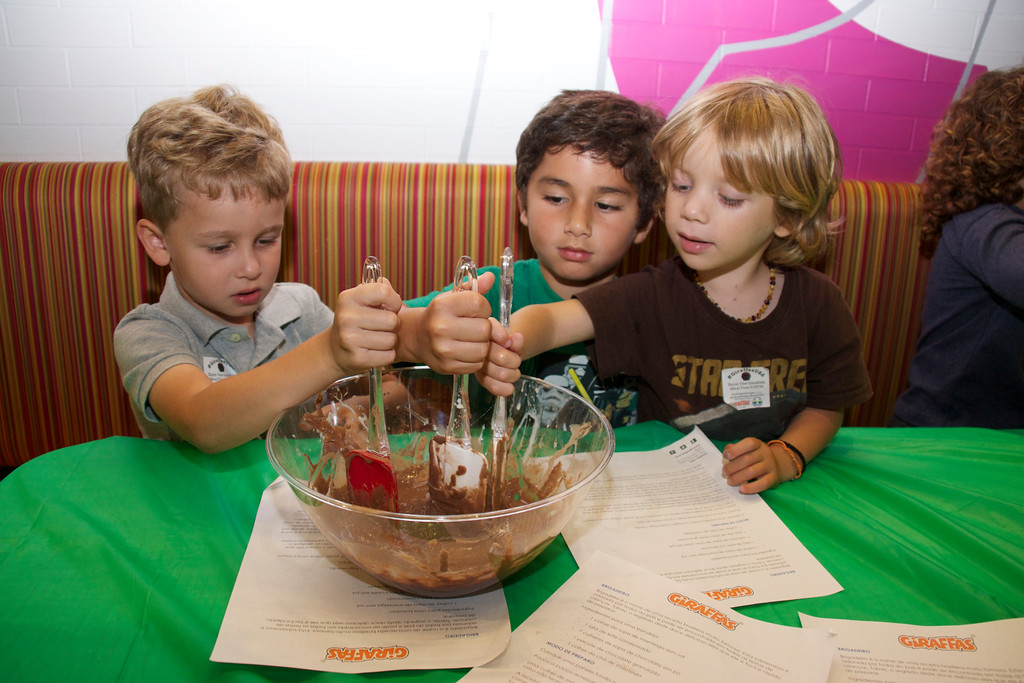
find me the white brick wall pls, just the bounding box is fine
[0,0,611,162]
[0,0,1020,163]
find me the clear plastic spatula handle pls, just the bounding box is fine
[362,256,389,457]
[498,246,513,330]
[491,247,514,440]
[447,256,478,450]
[489,248,514,511]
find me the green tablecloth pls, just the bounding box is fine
[1,424,1021,681]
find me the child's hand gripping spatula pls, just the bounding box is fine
[345,256,400,512]
[428,256,489,514]
[488,247,514,511]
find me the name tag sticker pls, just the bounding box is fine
[203,356,237,382]
[722,367,770,411]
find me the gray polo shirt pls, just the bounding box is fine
[114,273,334,440]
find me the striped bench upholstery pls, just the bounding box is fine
[820,181,928,428]
[0,162,929,465]
[284,163,531,311]
[1,163,162,465]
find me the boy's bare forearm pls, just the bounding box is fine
[150,330,354,453]
[777,406,844,465]
[722,406,843,493]
[394,304,428,364]
[510,299,595,359]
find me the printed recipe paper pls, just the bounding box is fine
[211,478,510,673]
[463,552,834,682]
[561,427,842,607]
[800,613,1024,682]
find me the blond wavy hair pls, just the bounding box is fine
[127,85,292,228]
[652,77,841,267]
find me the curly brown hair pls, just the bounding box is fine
[919,66,1024,257]
[515,90,666,233]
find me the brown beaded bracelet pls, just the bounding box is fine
[768,439,806,480]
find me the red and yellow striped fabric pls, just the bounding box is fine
[0,163,930,466]
[822,180,929,428]
[0,163,160,464]
[283,162,530,302]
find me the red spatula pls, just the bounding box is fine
[344,256,399,512]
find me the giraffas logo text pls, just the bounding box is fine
[325,645,410,662]
[702,586,753,601]
[898,635,976,652]
[668,594,739,630]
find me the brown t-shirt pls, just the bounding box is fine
[576,257,872,441]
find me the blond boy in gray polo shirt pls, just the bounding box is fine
[115,85,502,452]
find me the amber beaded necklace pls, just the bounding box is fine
[693,266,776,323]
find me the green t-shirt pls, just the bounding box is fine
[406,259,638,427]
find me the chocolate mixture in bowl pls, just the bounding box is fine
[270,366,613,598]
[301,396,593,515]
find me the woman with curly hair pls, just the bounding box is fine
[890,65,1024,428]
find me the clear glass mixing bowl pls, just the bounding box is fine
[266,365,614,597]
